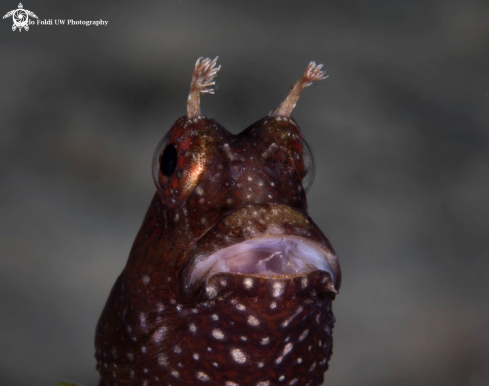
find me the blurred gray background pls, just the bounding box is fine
[1,0,488,385]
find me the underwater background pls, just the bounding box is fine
[0,0,488,385]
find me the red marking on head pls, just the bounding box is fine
[179,138,192,151]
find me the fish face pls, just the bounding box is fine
[95,58,341,386]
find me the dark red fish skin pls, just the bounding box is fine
[95,115,341,386]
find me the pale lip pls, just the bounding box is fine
[189,235,338,287]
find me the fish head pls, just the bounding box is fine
[96,57,341,386]
[154,113,341,291]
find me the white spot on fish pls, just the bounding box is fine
[243,278,254,289]
[139,312,147,328]
[308,362,317,373]
[196,371,210,381]
[225,382,239,386]
[299,329,309,342]
[260,337,270,345]
[212,314,219,321]
[152,326,167,343]
[158,354,168,366]
[279,375,285,381]
[212,329,225,340]
[141,346,146,353]
[126,352,134,361]
[171,370,180,378]
[142,275,150,285]
[257,362,265,368]
[231,348,247,364]
[206,285,217,299]
[289,379,298,385]
[236,303,246,311]
[270,301,277,309]
[248,315,260,326]
[275,343,293,364]
[256,382,270,386]
[272,282,285,297]
[282,306,303,328]
[193,353,199,360]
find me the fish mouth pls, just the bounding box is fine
[188,235,337,289]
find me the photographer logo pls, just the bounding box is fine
[3,3,37,32]
[3,3,109,31]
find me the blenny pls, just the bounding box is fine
[95,57,341,386]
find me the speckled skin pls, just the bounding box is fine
[95,65,341,386]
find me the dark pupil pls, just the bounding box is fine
[160,144,177,177]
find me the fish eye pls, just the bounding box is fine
[301,138,316,193]
[160,144,177,177]
[152,126,208,208]
[152,130,171,189]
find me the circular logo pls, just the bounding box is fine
[13,9,28,28]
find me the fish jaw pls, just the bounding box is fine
[145,205,339,386]
[189,235,338,297]
[181,203,341,300]
[147,271,336,386]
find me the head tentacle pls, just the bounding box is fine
[270,61,328,118]
[187,56,221,119]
